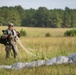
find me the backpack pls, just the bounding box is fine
[0,36,7,45]
[0,30,10,46]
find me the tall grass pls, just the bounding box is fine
[0,26,76,75]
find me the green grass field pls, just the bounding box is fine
[0,26,76,75]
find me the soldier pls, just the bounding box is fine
[2,23,18,58]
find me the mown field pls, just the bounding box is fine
[0,26,76,75]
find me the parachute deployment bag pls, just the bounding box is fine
[0,36,7,45]
[0,30,8,45]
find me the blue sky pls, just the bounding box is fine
[0,0,76,9]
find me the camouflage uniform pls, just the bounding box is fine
[3,29,18,58]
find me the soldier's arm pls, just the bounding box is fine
[2,34,11,39]
[2,30,11,39]
[2,35,8,39]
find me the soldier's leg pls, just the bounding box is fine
[5,45,11,58]
[12,45,18,58]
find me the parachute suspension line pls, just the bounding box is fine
[17,37,36,56]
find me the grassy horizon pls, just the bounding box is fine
[0,26,73,37]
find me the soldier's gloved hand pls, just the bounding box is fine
[7,34,11,38]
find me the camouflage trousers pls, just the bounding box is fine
[5,44,18,58]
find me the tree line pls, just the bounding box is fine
[0,5,76,28]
